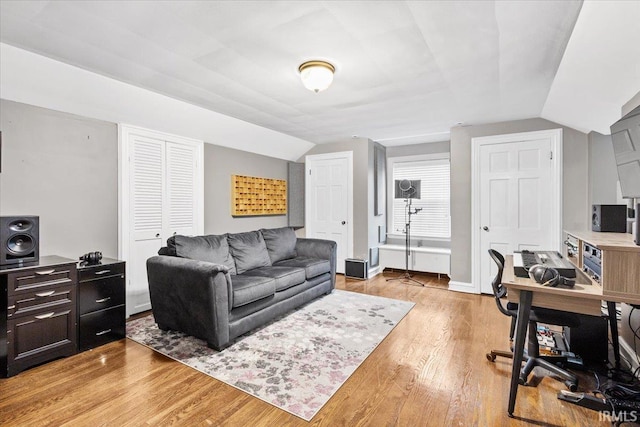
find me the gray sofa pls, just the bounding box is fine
[146,227,336,350]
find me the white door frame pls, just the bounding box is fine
[305,151,354,264]
[471,129,563,294]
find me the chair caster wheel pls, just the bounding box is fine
[565,381,578,392]
[486,353,496,362]
[518,376,527,385]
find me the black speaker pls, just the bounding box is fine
[0,216,39,266]
[592,204,626,232]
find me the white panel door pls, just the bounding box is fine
[477,134,560,294]
[306,152,352,274]
[128,134,165,315]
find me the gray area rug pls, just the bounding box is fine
[126,289,414,421]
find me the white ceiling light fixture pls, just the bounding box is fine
[298,60,335,93]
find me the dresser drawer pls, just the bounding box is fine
[78,275,125,315]
[8,285,74,319]
[79,305,125,351]
[78,262,125,283]
[8,263,77,296]
[7,305,77,376]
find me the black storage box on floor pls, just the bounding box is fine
[345,258,368,280]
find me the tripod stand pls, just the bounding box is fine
[386,198,427,286]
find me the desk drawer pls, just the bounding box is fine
[79,305,125,351]
[78,262,125,282]
[8,263,76,296]
[78,275,125,315]
[8,285,74,319]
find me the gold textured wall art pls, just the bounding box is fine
[231,175,287,216]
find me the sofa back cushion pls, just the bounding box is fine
[260,227,297,264]
[168,234,237,275]
[227,231,272,274]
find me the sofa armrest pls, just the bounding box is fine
[295,238,337,289]
[146,256,232,349]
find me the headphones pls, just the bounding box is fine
[79,251,103,265]
[528,264,575,287]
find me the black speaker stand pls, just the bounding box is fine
[386,199,428,287]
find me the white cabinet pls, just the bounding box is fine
[119,125,203,316]
[379,244,450,276]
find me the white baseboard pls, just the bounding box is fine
[448,280,478,294]
[368,266,381,278]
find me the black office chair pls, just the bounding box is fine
[485,249,581,391]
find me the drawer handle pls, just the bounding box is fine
[95,270,111,275]
[35,269,56,276]
[95,329,112,336]
[35,312,55,320]
[35,290,56,297]
[96,297,111,303]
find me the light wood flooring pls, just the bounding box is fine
[0,271,612,426]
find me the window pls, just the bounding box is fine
[389,156,450,239]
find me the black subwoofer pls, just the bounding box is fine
[0,216,39,265]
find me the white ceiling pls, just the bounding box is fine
[0,1,638,148]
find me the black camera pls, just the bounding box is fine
[79,251,102,265]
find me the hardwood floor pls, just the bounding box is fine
[0,271,609,426]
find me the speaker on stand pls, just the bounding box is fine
[0,216,40,266]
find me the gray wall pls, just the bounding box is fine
[203,144,288,234]
[450,118,589,284]
[386,140,450,158]
[588,132,619,205]
[0,100,293,261]
[0,100,119,258]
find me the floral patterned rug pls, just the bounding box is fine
[126,289,414,421]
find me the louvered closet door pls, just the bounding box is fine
[166,142,198,237]
[129,135,165,315]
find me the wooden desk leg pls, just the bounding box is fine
[606,301,621,370]
[508,290,533,417]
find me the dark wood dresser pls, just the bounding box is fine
[1,256,78,377]
[77,258,126,352]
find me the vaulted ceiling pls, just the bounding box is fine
[1,1,638,148]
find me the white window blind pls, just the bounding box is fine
[391,159,451,239]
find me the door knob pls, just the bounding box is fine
[482,226,489,231]
[341,221,346,225]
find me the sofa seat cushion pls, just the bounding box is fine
[274,257,330,280]
[242,266,306,292]
[230,275,276,308]
[228,231,272,274]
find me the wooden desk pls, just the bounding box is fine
[502,252,640,417]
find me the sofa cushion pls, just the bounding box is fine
[168,234,236,275]
[242,266,306,292]
[260,227,297,264]
[230,274,276,308]
[274,256,331,280]
[227,231,272,274]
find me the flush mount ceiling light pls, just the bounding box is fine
[298,60,335,93]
